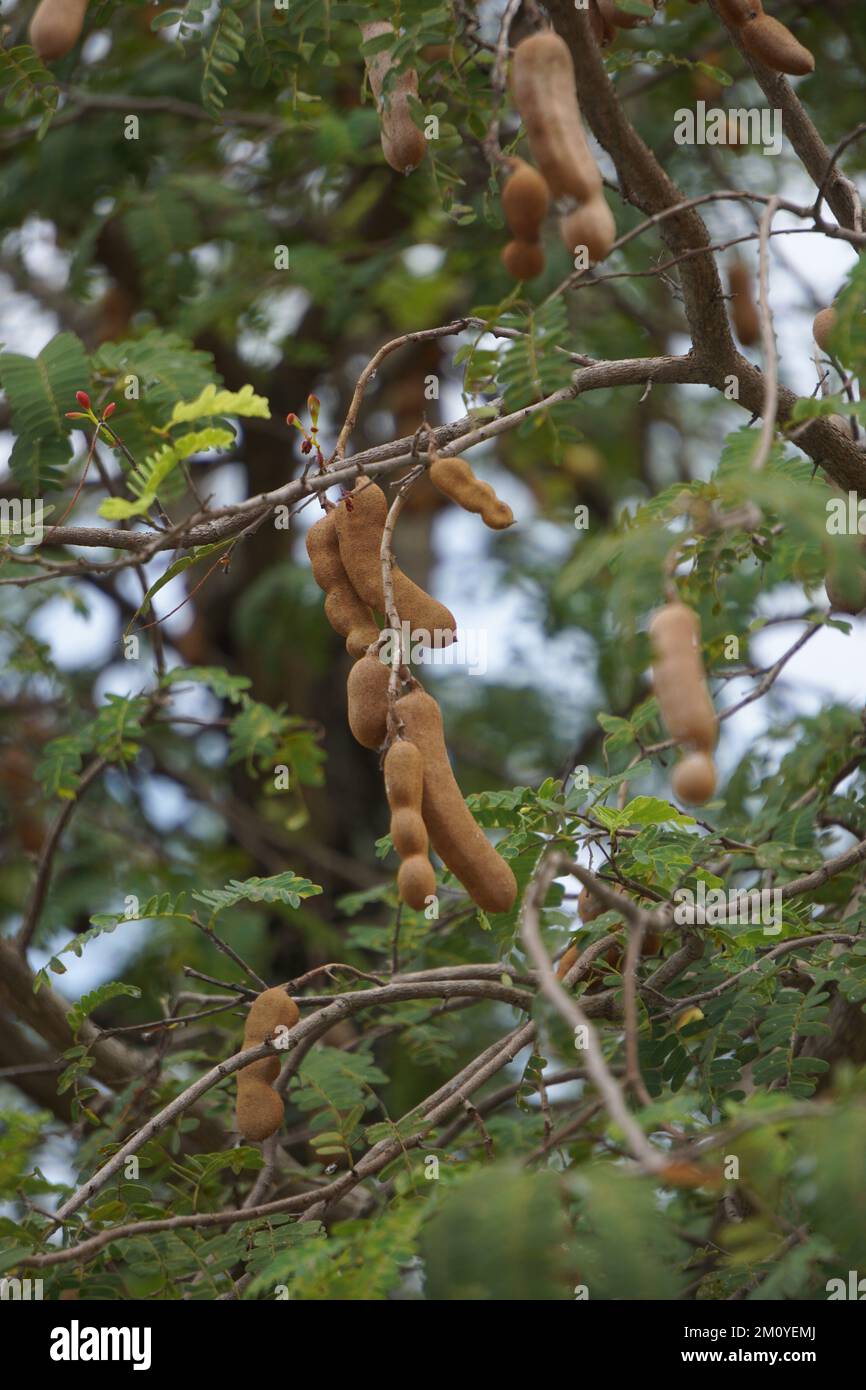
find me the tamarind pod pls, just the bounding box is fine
[501,157,550,242]
[717,0,762,24]
[728,261,760,347]
[501,240,546,281]
[559,194,617,265]
[361,21,426,174]
[428,457,514,530]
[29,0,88,62]
[556,943,579,980]
[236,987,299,1142]
[511,33,602,202]
[394,690,518,914]
[825,559,866,616]
[813,307,838,352]
[671,751,717,805]
[578,882,625,923]
[306,512,380,658]
[649,602,718,753]
[346,650,391,750]
[397,856,437,910]
[739,15,814,76]
[384,739,436,910]
[334,481,457,646]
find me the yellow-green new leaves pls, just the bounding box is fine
[98,383,270,520]
[99,428,234,519]
[168,383,270,427]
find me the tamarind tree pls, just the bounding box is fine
[1,0,866,1303]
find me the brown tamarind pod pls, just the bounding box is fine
[361,21,426,174]
[501,157,550,242]
[717,0,762,24]
[556,943,579,980]
[236,987,299,1143]
[671,752,717,805]
[511,33,603,203]
[739,14,814,76]
[394,689,518,914]
[306,511,380,658]
[334,480,457,646]
[346,650,391,750]
[428,457,514,530]
[557,925,660,983]
[728,261,760,347]
[559,193,617,265]
[501,240,546,281]
[813,307,838,353]
[384,738,437,910]
[29,0,88,62]
[578,881,626,923]
[649,602,718,753]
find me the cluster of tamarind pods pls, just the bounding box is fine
[308,456,518,921]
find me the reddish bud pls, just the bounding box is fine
[75,390,91,409]
[301,439,312,454]
[102,402,117,420]
[65,411,86,419]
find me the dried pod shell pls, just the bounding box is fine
[429,457,514,530]
[347,650,391,750]
[649,602,718,753]
[236,988,299,1142]
[559,193,617,264]
[384,738,436,910]
[29,0,89,62]
[728,260,761,348]
[501,240,546,281]
[501,157,550,242]
[335,481,457,646]
[813,307,838,352]
[306,511,379,657]
[361,21,426,173]
[511,32,602,202]
[395,689,518,914]
[671,751,717,805]
[740,14,814,77]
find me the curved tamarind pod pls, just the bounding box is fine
[306,511,379,658]
[559,193,616,265]
[236,987,299,1142]
[394,689,518,914]
[649,602,718,752]
[728,261,760,347]
[511,33,602,203]
[428,457,514,530]
[29,0,88,62]
[501,157,550,241]
[334,480,456,646]
[501,240,546,280]
[671,751,717,805]
[717,0,762,24]
[361,21,426,174]
[384,739,436,910]
[813,307,838,352]
[739,14,814,76]
[346,650,391,750]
